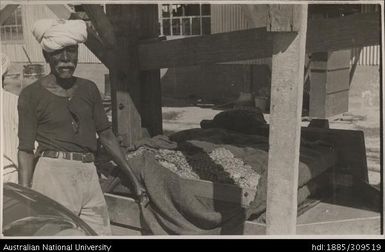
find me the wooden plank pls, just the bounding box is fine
[0,5,19,25]
[244,217,380,235]
[105,177,380,235]
[353,179,381,211]
[216,124,368,185]
[325,90,349,117]
[296,217,381,235]
[310,68,350,100]
[325,69,350,94]
[106,5,145,146]
[240,4,268,28]
[140,70,163,136]
[45,7,378,72]
[300,127,369,183]
[138,12,379,70]
[297,199,380,225]
[138,27,275,70]
[245,185,380,235]
[104,178,258,231]
[265,5,308,235]
[307,12,380,53]
[104,193,142,229]
[349,47,362,85]
[76,25,112,68]
[109,64,142,146]
[104,74,111,98]
[82,4,117,49]
[311,50,351,70]
[111,224,142,236]
[267,5,302,32]
[325,49,351,70]
[137,5,163,137]
[309,49,351,118]
[309,67,327,118]
[82,4,149,142]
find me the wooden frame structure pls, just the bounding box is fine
[2,3,381,235]
[105,125,381,235]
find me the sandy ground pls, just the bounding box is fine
[161,66,382,186]
[162,107,381,186]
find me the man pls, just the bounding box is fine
[17,19,147,235]
[2,53,19,184]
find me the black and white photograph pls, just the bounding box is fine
[0,0,383,238]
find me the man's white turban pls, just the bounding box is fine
[32,19,87,52]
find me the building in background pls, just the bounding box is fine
[0,4,381,107]
[1,4,380,65]
[1,5,99,63]
[159,4,211,38]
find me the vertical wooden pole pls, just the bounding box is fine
[265,4,308,235]
[139,5,163,136]
[106,5,142,147]
[106,5,161,146]
[141,70,163,136]
[309,50,351,118]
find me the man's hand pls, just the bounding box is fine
[135,186,150,207]
[98,128,151,206]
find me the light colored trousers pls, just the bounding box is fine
[32,157,112,236]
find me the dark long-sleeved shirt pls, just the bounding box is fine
[18,77,110,153]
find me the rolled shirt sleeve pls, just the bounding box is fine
[18,89,38,152]
[90,82,111,133]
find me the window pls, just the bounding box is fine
[1,6,23,42]
[160,4,211,37]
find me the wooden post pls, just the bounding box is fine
[106,5,141,147]
[265,4,308,235]
[106,5,161,146]
[141,69,163,136]
[349,47,362,85]
[82,4,117,49]
[104,74,111,98]
[138,6,163,137]
[309,50,351,118]
[241,4,268,28]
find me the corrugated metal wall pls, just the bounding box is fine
[351,46,381,66]
[1,5,100,63]
[211,5,249,33]
[211,4,271,66]
[211,4,380,67]
[350,5,381,66]
[3,4,379,66]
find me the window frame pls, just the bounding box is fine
[0,6,24,43]
[159,4,211,37]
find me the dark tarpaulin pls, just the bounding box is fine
[100,129,336,235]
[128,153,248,235]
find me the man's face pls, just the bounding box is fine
[44,45,78,79]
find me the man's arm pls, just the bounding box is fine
[17,87,38,188]
[18,150,35,187]
[98,128,148,205]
